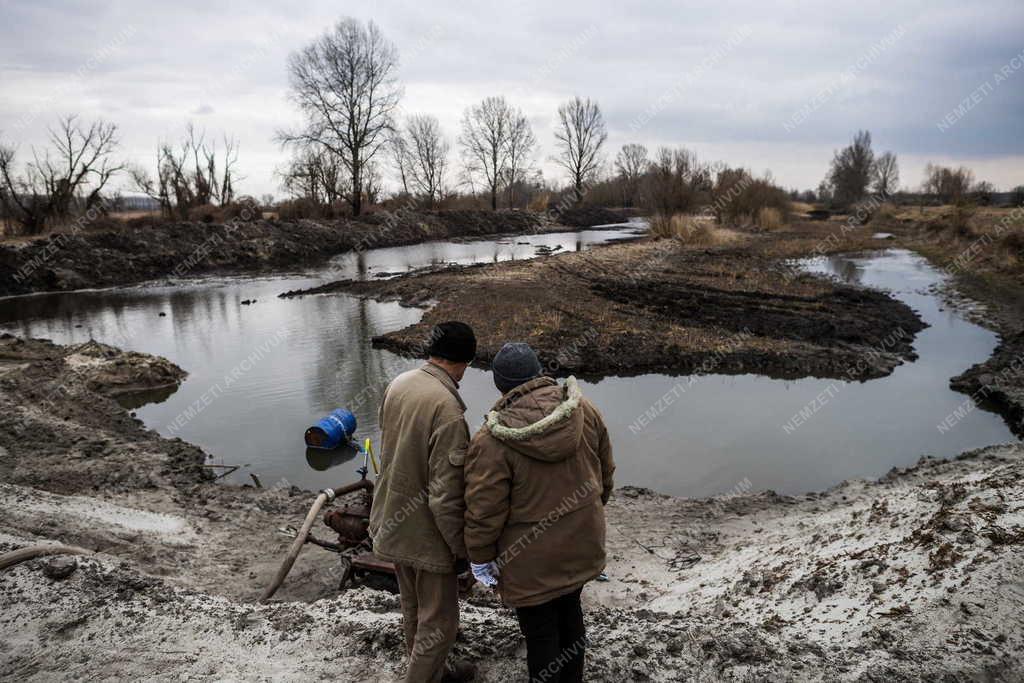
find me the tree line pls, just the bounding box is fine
[274,17,614,218]
[1,16,1021,235]
[812,130,1009,209]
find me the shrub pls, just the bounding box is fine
[949,204,977,238]
[712,168,791,226]
[648,213,676,238]
[276,198,339,220]
[873,202,897,221]
[125,213,167,230]
[187,204,219,224]
[642,147,712,217]
[528,192,550,212]
[220,197,261,222]
[997,231,1024,264]
[922,163,974,204]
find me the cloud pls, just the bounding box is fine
[0,0,1021,197]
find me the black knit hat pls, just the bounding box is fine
[427,321,477,363]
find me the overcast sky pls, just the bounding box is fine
[1,0,1022,198]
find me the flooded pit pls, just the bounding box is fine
[1,227,1016,497]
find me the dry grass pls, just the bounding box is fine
[757,207,784,231]
[528,193,551,212]
[871,205,1024,283]
[949,205,977,237]
[651,213,742,246]
[998,234,1023,269]
[790,201,815,216]
[114,210,161,221]
[650,212,691,238]
[872,202,898,222]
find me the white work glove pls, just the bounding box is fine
[471,561,500,587]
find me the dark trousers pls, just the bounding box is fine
[514,588,586,683]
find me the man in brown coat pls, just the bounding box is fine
[369,321,476,683]
[464,342,614,683]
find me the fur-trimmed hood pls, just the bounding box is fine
[484,376,585,462]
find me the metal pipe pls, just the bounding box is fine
[258,478,373,603]
[0,544,93,572]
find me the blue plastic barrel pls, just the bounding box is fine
[304,408,357,449]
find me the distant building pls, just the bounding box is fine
[117,195,162,212]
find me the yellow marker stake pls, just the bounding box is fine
[364,438,380,474]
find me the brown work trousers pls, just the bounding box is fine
[395,564,459,683]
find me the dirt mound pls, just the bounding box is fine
[550,206,631,227]
[311,235,926,381]
[0,209,621,297]
[0,334,185,397]
[950,330,1024,436]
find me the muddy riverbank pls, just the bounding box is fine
[2,213,1022,679]
[860,208,1024,437]
[0,335,367,603]
[0,335,1021,680]
[0,208,625,297]
[284,222,927,381]
[951,331,1024,436]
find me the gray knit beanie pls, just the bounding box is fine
[492,342,543,394]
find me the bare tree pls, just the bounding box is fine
[826,130,875,207]
[275,146,345,206]
[553,96,607,205]
[459,96,513,211]
[816,179,833,206]
[278,18,401,216]
[0,115,122,234]
[643,147,711,217]
[710,166,790,226]
[922,163,975,204]
[405,114,449,208]
[614,143,648,207]
[872,151,899,197]
[130,124,242,219]
[363,160,384,206]
[503,109,536,209]
[387,132,413,196]
[971,180,996,205]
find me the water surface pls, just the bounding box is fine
[1,234,1015,497]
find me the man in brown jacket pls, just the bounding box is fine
[369,321,476,683]
[464,342,614,683]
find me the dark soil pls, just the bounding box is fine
[287,225,927,382]
[951,330,1024,436]
[0,335,206,494]
[0,209,629,296]
[550,206,631,227]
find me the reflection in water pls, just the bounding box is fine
[306,444,361,472]
[823,253,864,283]
[1,239,1016,497]
[115,384,180,411]
[0,226,639,492]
